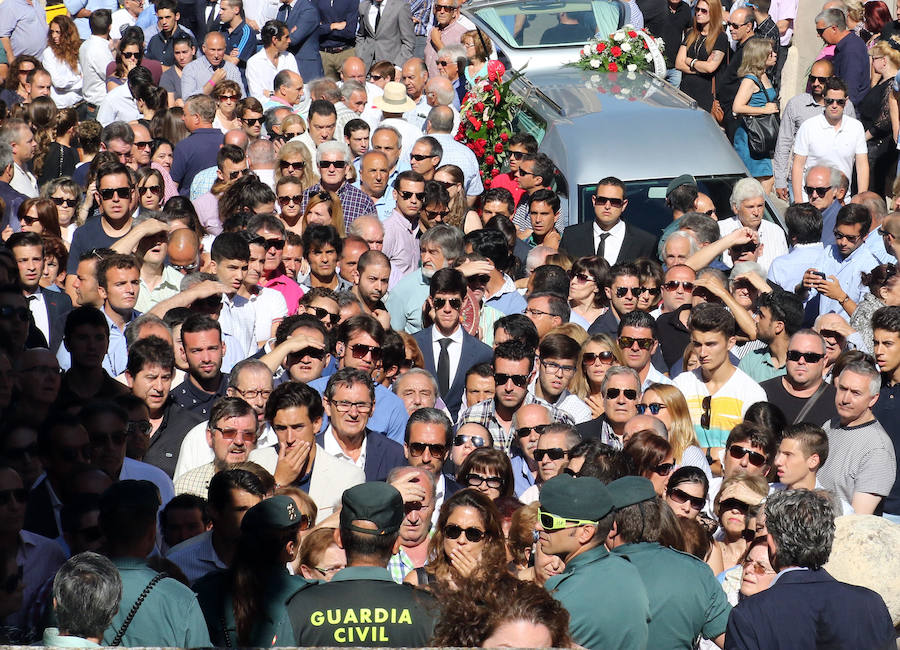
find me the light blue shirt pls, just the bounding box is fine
[181,57,244,100]
[189,166,218,201]
[510,452,536,497]
[486,274,527,315]
[642,364,674,392]
[384,268,430,333]
[353,167,399,222]
[860,227,893,264]
[308,376,409,445]
[0,0,48,57]
[102,309,139,377]
[767,242,826,293]
[430,133,485,198]
[810,243,880,318]
[66,0,118,39]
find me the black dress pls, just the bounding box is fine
[679,31,728,112]
[37,142,78,187]
[856,79,896,195]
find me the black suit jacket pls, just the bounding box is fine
[412,326,493,421]
[38,287,73,354]
[315,429,406,482]
[24,476,61,539]
[724,568,895,650]
[559,221,658,262]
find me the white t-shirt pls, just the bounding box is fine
[793,114,867,187]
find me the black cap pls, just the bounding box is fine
[340,482,404,535]
[99,480,160,517]
[241,495,304,533]
[607,476,657,509]
[539,474,614,521]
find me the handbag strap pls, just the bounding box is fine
[110,573,166,646]
[748,74,780,104]
[792,382,829,424]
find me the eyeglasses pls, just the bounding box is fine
[349,343,382,361]
[90,431,128,447]
[605,387,637,400]
[695,6,708,12]
[218,94,239,101]
[728,444,767,467]
[313,562,342,577]
[833,230,861,243]
[262,238,285,250]
[241,116,264,125]
[636,402,666,415]
[824,97,846,106]
[99,186,132,200]
[516,424,547,438]
[803,185,830,197]
[139,185,162,196]
[1,565,22,594]
[287,346,327,362]
[0,305,29,321]
[663,280,695,292]
[283,131,302,138]
[509,151,526,160]
[444,524,485,542]
[171,261,200,273]
[307,306,340,325]
[808,74,829,83]
[318,159,347,169]
[701,395,712,429]
[234,387,273,400]
[786,350,825,363]
[408,442,447,457]
[51,197,77,208]
[453,434,486,447]
[537,508,597,531]
[0,488,26,506]
[667,487,706,510]
[398,190,425,200]
[583,351,614,365]
[719,497,751,514]
[127,419,152,437]
[433,297,461,310]
[540,360,576,375]
[592,195,624,208]
[278,194,302,206]
[494,372,528,387]
[516,168,535,177]
[525,306,558,319]
[280,160,306,171]
[329,399,373,413]
[534,447,568,462]
[436,60,450,67]
[435,180,455,190]
[614,287,640,298]
[742,558,775,575]
[122,51,140,59]
[618,336,654,350]
[568,271,595,284]
[213,426,257,440]
[464,473,504,489]
[654,462,675,476]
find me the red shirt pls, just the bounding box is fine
[490,172,526,207]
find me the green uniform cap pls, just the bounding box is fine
[607,476,657,509]
[540,474,613,520]
[340,482,404,535]
[241,495,304,532]
[665,174,697,197]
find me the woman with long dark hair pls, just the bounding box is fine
[37,107,78,187]
[675,0,728,112]
[107,33,144,90]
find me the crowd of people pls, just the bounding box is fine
[0,0,898,646]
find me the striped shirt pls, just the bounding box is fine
[818,418,897,506]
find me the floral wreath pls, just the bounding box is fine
[572,25,666,76]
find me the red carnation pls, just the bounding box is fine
[597,42,606,53]
[475,101,485,112]
[642,40,649,49]
[611,45,622,57]
[609,62,618,72]
[490,168,500,177]
[487,119,495,129]
[627,30,637,37]
[494,142,504,153]
[500,132,509,142]
[485,154,495,165]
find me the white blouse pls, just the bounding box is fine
[41,48,83,108]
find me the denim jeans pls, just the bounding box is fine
[665,68,682,87]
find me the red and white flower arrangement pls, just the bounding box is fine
[573,25,666,76]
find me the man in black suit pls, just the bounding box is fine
[725,489,894,650]
[560,176,657,263]
[412,268,492,417]
[8,232,72,354]
[402,407,462,517]
[316,367,406,481]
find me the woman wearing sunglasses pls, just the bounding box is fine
[41,177,82,247]
[456,447,514,500]
[107,33,144,91]
[708,474,767,576]
[571,334,625,418]
[212,80,243,133]
[664,465,709,520]
[404,489,509,589]
[275,141,316,188]
[640,383,712,479]
[135,168,165,213]
[17,198,62,239]
[623,431,676,496]
[567,256,610,331]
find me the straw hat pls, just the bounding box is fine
[372,81,416,113]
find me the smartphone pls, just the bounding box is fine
[812,271,826,280]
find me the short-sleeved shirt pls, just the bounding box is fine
[759,377,839,426]
[818,418,897,506]
[0,0,48,57]
[171,128,224,196]
[672,367,768,448]
[67,217,123,274]
[382,209,420,289]
[146,26,195,66]
[738,346,787,383]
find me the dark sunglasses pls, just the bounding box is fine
[19,215,40,225]
[667,487,705,510]
[436,60,450,67]
[398,190,426,200]
[228,168,247,180]
[308,306,340,325]
[278,194,302,205]
[411,153,437,161]
[0,488,27,506]
[517,424,547,438]
[636,402,665,415]
[728,444,767,467]
[701,395,712,429]
[605,388,637,400]
[99,186,131,200]
[614,287,640,298]
[786,350,825,363]
[452,434,486,448]
[654,462,675,476]
[122,50,140,58]
[639,286,661,296]
[833,230,861,243]
[444,524,485,542]
[241,116,264,125]
[368,73,384,81]
[663,280,695,292]
[434,3,456,11]
[729,20,750,28]
[583,351,614,364]
[534,447,568,462]
[319,159,347,169]
[433,297,461,310]
[51,197,77,207]
[263,238,285,250]
[349,343,382,361]
[509,151,526,160]
[134,140,152,149]
[464,473,504,489]
[494,372,528,387]
[618,336,654,350]
[593,195,624,208]
[720,498,751,514]
[409,442,447,457]
[218,94,239,101]
[280,160,306,170]
[425,208,450,219]
[808,74,829,83]
[287,346,327,361]
[469,273,490,284]
[824,97,846,106]
[731,242,758,256]
[568,271,595,283]
[139,185,162,196]
[803,185,830,197]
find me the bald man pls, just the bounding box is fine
[167,229,202,275]
[400,58,430,128]
[880,212,900,260]
[341,55,384,98]
[181,31,245,98]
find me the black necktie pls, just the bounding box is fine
[277,3,290,23]
[207,1,218,29]
[437,338,451,396]
[374,1,382,32]
[596,232,611,259]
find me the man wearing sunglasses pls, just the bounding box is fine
[519,423,580,505]
[717,7,756,141]
[587,262,641,337]
[424,106,484,206]
[383,170,426,288]
[791,77,867,205]
[172,94,226,197]
[617,310,674,392]
[401,407,463,518]
[489,132,535,207]
[509,403,553,497]
[606,476,731,648]
[247,213,304,315]
[706,421,774,509]
[538,474,651,650]
[302,140,377,232]
[513,152,566,235]
[576,366,641,449]
[760,329,838,425]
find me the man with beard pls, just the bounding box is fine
[352,250,391,326]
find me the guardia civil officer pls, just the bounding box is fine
[539,474,651,650]
[606,476,731,649]
[194,495,310,646]
[284,482,437,646]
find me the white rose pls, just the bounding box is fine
[590,58,601,68]
[614,31,626,41]
[627,64,637,72]
[621,42,631,52]
[645,53,653,61]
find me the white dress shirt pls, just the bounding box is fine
[78,35,114,106]
[26,291,50,344]
[96,82,141,126]
[431,323,464,388]
[593,219,626,264]
[246,48,299,101]
[11,163,38,198]
[322,424,368,470]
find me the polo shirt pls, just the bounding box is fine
[738,346,787,383]
[219,20,258,67]
[793,114,867,185]
[0,0,47,57]
[171,373,230,418]
[171,128,224,197]
[135,265,183,312]
[146,25,195,66]
[872,382,900,515]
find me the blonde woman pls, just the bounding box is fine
[434,165,466,228]
[41,177,82,245]
[732,38,778,192]
[709,473,768,575]
[276,141,317,188]
[640,383,712,480]
[571,334,625,417]
[276,176,305,234]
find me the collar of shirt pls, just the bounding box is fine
[184,372,228,402]
[322,424,368,467]
[388,208,417,233]
[593,218,625,237]
[432,323,463,345]
[331,565,395,582]
[770,565,809,586]
[816,112,848,132]
[485,273,518,301]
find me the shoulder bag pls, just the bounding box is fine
[710,40,729,125]
[742,76,780,158]
[792,382,829,424]
[110,572,167,646]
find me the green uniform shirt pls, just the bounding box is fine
[285,566,438,647]
[545,545,651,650]
[103,557,212,648]
[613,542,731,649]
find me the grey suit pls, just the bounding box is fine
[355,0,415,67]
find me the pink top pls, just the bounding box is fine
[192,191,223,236]
[264,273,304,315]
[152,162,179,203]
